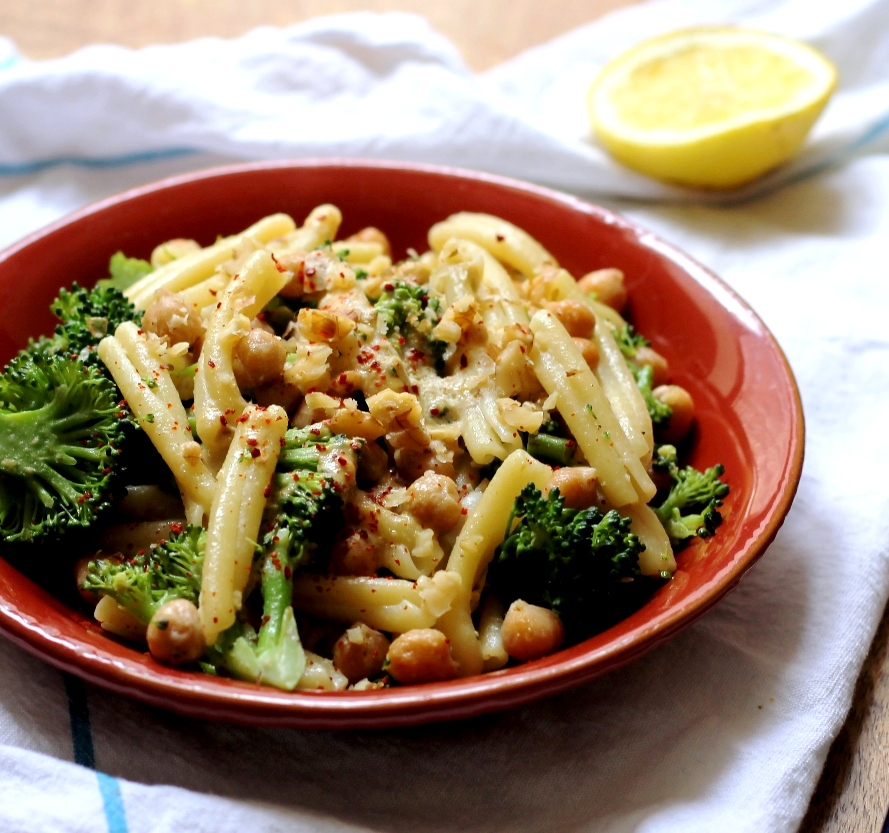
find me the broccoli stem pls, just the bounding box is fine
[526,433,576,466]
[256,529,294,654]
[277,447,321,471]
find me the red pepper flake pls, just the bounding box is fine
[219,415,228,426]
[170,522,184,534]
[250,447,261,458]
[496,234,505,242]
[208,360,216,369]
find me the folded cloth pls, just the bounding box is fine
[1,1,888,831]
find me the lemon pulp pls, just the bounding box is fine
[588,28,837,188]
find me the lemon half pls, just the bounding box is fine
[587,27,837,188]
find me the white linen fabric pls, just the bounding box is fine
[1,1,888,831]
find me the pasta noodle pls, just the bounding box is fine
[193,250,288,469]
[529,309,656,506]
[98,323,216,522]
[199,404,288,646]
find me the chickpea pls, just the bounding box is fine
[634,346,670,387]
[572,336,600,370]
[394,447,455,482]
[501,600,565,662]
[385,628,459,684]
[329,530,378,576]
[653,384,695,443]
[346,226,392,257]
[232,328,286,390]
[253,378,302,413]
[141,290,203,347]
[545,299,596,338]
[146,599,205,666]
[333,623,391,684]
[545,466,599,510]
[576,268,627,312]
[405,472,462,534]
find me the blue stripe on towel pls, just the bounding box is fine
[97,772,129,833]
[0,146,196,177]
[63,673,130,833]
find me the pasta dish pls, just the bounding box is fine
[0,206,728,691]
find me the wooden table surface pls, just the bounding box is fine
[2,2,886,831]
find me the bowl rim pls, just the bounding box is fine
[0,158,805,728]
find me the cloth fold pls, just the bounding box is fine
[1,1,888,831]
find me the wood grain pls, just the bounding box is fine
[2,3,888,832]
[800,598,889,833]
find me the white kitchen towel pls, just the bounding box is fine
[1,1,888,831]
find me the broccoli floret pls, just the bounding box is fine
[11,283,138,372]
[267,426,352,569]
[0,355,126,543]
[614,322,650,357]
[96,252,153,292]
[612,323,672,427]
[487,484,646,637]
[81,524,204,624]
[652,444,730,544]
[50,283,138,359]
[374,280,446,366]
[207,425,356,690]
[633,363,673,427]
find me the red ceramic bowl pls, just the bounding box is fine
[0,160,803,728]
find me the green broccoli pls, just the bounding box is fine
[0,355,126,544]
[652,444,729,544]
[96,252,153,292]
[11,283,138,372]
[633,363,673,427]
[374,280,446,366]
[81,524,205,623]
[613,322,650,356]
[525,419,577,466]
[610,323,672,427]
[206,425,356,690]
[487,483,647,637]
